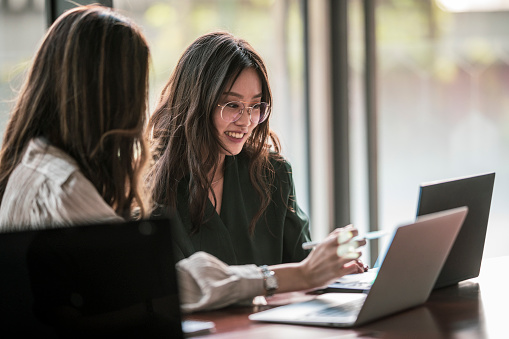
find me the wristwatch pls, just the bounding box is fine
[260,265,278,297]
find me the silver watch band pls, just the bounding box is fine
[260,265,278,297]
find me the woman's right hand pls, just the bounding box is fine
[297,225,367,290]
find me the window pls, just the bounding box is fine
[112,0,310,215]
[0,0,45,139]
[374,0,508,258]
[0,0,310,217]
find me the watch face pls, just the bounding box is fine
[261,266,278,293]
[266,275,278,290]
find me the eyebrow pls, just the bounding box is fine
[223,91,263,100]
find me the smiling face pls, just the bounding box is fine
[213,67,262,156]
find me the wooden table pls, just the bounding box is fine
[184,256,509,338]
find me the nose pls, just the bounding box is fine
[235,108,252,126]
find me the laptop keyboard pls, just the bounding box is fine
[310,299,364,317]
[329,269,378,290]
[336,281,373,289]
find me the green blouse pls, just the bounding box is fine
[168,152,311,266]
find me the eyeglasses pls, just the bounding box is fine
[217,101,270,124]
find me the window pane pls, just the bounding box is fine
[0,0,309,216]
[376,0,508,258]
[115,0,310,215]
[0,0,46,139]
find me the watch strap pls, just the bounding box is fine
[259,265,278,297]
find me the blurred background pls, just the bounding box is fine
[1,0,508,264]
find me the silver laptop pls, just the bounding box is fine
[326,172,495,293]
[249,207,467,327]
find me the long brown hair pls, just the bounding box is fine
[0,5,151,219]
[147,31,282,234]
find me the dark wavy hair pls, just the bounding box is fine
[147,31,282,234]
[0,5,151,219]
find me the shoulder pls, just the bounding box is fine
[268,152,292,171]
[236,150,292,172]
[3,138,81,202]
[0,170,120,230]
[47,166,121,225]
[21,138,81,186]
[235,150,294,182]
[0,139,120,230]
[231,150,294,187]
[268,152,293,185]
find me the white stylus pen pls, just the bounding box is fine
[301,230,390,250]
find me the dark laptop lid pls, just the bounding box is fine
[0,218,183,338]
[416,172,495,289]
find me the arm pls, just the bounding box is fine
[178,226,366,313]
[177,252,264,313]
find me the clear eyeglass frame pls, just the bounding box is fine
[217,101,270,124]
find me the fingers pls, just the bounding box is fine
[300,237,368,289]
[337,230,354,244]
[337,241,361,257]
[311,226,367,264]
[331,225,364,245]
[334,224,358,238]
[301,226,371,289]
[342,260,365,275]
[352,259,369,273]
[313,225,367,264]
[356,238,367,247]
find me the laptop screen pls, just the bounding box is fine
[0,218,183,338]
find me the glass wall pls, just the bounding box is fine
[0,0,45,139]
[115,0,310,214]
[4,0,506,260]
[0,0,310,216]
[374,0,509,258]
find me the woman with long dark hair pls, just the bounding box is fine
[148,31,311,265]
[0,5,150,228]
[149,32,367,308]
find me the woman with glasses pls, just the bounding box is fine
[148,32,367,307]
[148,31,310,266]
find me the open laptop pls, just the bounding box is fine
[417,172,494,288]
[249,207,467,327]
[0,218,185,338]
[325,172,495,293]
